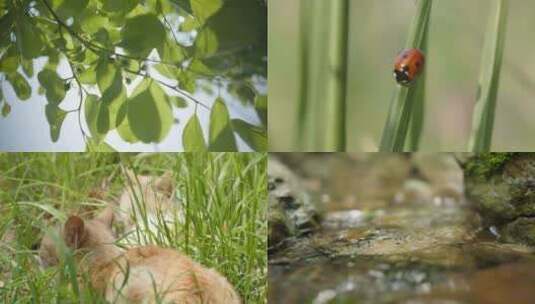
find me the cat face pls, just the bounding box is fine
[38,212,117,268]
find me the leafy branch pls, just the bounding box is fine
[0,0,267,151]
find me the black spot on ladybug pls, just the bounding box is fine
[415,61,421,68]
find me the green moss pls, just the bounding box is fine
[502,217,535,246]
[465,153,517,180]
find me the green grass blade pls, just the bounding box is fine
[468,0,508,152]
[379,0,433,152]
[405,19,430,151]
[304,0,330,150]
[324,0,349,151]
[296,0,312,150]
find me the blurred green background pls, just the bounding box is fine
[269,0,535,151]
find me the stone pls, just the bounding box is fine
[268,157,321,250]
[464,153,535,246]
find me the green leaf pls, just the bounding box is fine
[7,72,31,101]
[1,102,10,117]
[100,0,137,15]
[127,80,173,143]
[117,116,138,143]
[96,104,110,135]
[120,14,165,57]
[169,96,187,108]
[190,0,223,24]
[0,13,14,48]
[17,18,44,59]
[158,38,185,64]
[78,64,97,85]
[183,113,206,151]
[106,84,127,128]
[56,0,88,20]
[255,94,267,126]
[80,11,109,34]
[38,69,66,105]
[175,0,193,15]
[96,59,122,100]
[194,27,218,57]
[231,119,266,151]
[94,28,111,47]
[189,59,213,75]
[180,16,198,32]
[21,59,34,78]
[177,70,196,93]
[84,94,104,141]
[0,48,19,73]
[208,97,237,151]
[154,63,179,79]
[45,104,67,142]
[229,82,255,104]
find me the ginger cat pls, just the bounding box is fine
[112,169,183,245]
[40,214,241,304]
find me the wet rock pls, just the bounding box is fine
[464,153,535,246]
[502,217,535,246]
[270,204,476,267]
[268,157,321,250]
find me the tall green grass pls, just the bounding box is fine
[0,153,267,303]
[468,0,509,152]
[405,21,430,151]
[324,0,349,151]
[296,0,349,151]
[379,0,433,152]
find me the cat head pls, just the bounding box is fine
[39,210,116,268]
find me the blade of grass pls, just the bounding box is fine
[468,0,508,152]
[379,0,433,152]
[296,0,312,150]
[324,0,349,151]
[405,19,430,151]
[304,0,330,150]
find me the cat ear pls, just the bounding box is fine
[155,172,174,197]
[64,215,87,249]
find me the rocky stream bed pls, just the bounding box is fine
[268,154,535,304]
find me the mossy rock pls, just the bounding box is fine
[464,153,535,246]
[502,217,535,246]
[268,157,321,251]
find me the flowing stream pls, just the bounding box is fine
[268,154,535,304]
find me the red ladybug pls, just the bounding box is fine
[393,48,425,86]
